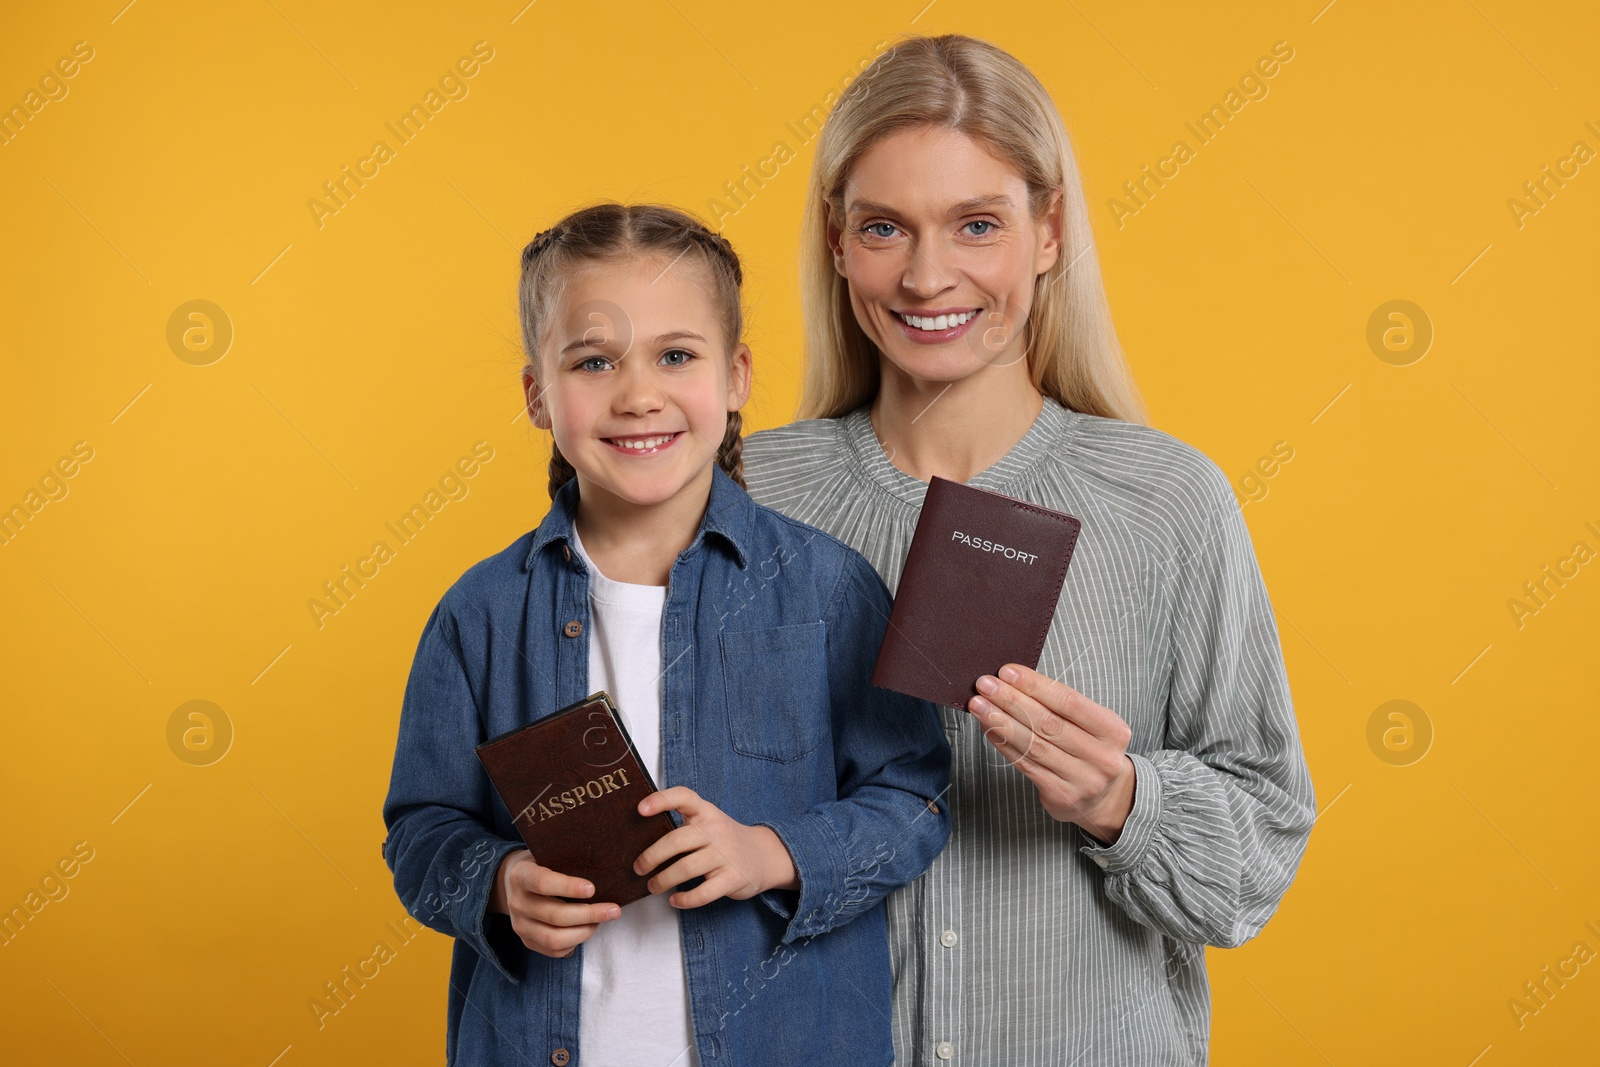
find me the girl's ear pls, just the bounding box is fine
[726,343,753,411]
[523,368,551,429]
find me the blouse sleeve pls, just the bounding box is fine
[1076,478,1317,948]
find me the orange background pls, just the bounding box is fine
[2,1,1597,1063]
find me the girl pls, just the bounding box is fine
[381,202,950,1067]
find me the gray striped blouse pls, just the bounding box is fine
[741,397,1316,1066]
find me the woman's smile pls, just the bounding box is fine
[891,306,982,344]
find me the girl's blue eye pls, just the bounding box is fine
[577,356,611,373]
[862,222,897,239]
[660,348,695,367]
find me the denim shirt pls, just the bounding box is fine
[381,464,952,1067]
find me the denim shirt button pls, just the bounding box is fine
[562,619,583,638]
[550,1049,570,1066]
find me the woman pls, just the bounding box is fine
[741,34,1316,1066]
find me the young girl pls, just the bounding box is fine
[381,202,951,1067]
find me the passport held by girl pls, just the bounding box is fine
[381,202,951,1067]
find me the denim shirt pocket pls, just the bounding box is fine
[719,621,830,763]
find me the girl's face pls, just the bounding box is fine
[827,125,1063,384]
[525,255,751,512]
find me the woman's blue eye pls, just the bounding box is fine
[862,222,897,239]
[964,220,995,236]
[660,348,695,367]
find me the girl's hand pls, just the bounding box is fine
[491,848,622,959]
[969,663,1138,844]
[633,787,800,908]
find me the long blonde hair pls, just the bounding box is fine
[798,34,1147,423]
[518,202,747,501]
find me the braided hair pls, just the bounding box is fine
[518,203,747,502]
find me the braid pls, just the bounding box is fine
[547,442,579,504]
[683,227,743,286]
[718,409,746,489]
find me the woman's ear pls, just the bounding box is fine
[823,200,847,276]
[523,368,551,429]
[726,343,754,410]
[1034,187,1065,277]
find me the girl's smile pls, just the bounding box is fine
[601,430,684,456]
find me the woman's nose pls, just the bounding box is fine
[900,242,956,296]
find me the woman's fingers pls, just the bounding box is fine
[995,664,1132,746]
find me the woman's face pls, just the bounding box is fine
[828,125,1062,386]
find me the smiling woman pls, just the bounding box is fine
[742,33,1316,1067]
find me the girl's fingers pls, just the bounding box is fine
[638,785,707,818]
[632,823,706,877]
[525,895,621,928]
[521,865,596,901]
[645,845,720,896]
[515,917,600,957]
[669,870,734,910]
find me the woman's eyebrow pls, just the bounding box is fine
[847,194,1016,218]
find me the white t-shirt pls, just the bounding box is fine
[569,526,700,1067]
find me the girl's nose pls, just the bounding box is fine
[611,355,666,413]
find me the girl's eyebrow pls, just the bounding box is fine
[847,194,1015,219]
[559,329,706,354]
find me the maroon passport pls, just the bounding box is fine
[475,691,674,907]
[872,477,1083,708]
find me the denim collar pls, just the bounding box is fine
[522,463,752,571]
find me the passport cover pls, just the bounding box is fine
[475,691,675,907]
[872,477,1083,708]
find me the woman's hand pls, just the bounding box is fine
[490,848,622,958]
[633,786,801,908]
[969,663,1137,844]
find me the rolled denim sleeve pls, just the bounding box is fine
[382,594,529,983]
[1077,483,1316,948]
[756,550,952,944]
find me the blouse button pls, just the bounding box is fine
[551,1049,570,1066]
[926,799,941,814]
[562,619,583,638]
[562,544,572,562]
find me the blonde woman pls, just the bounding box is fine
[742,34,1316,1066]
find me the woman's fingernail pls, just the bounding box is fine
[976,676,997,695]
[971,695,991,713]
[1000,665,1019,682]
